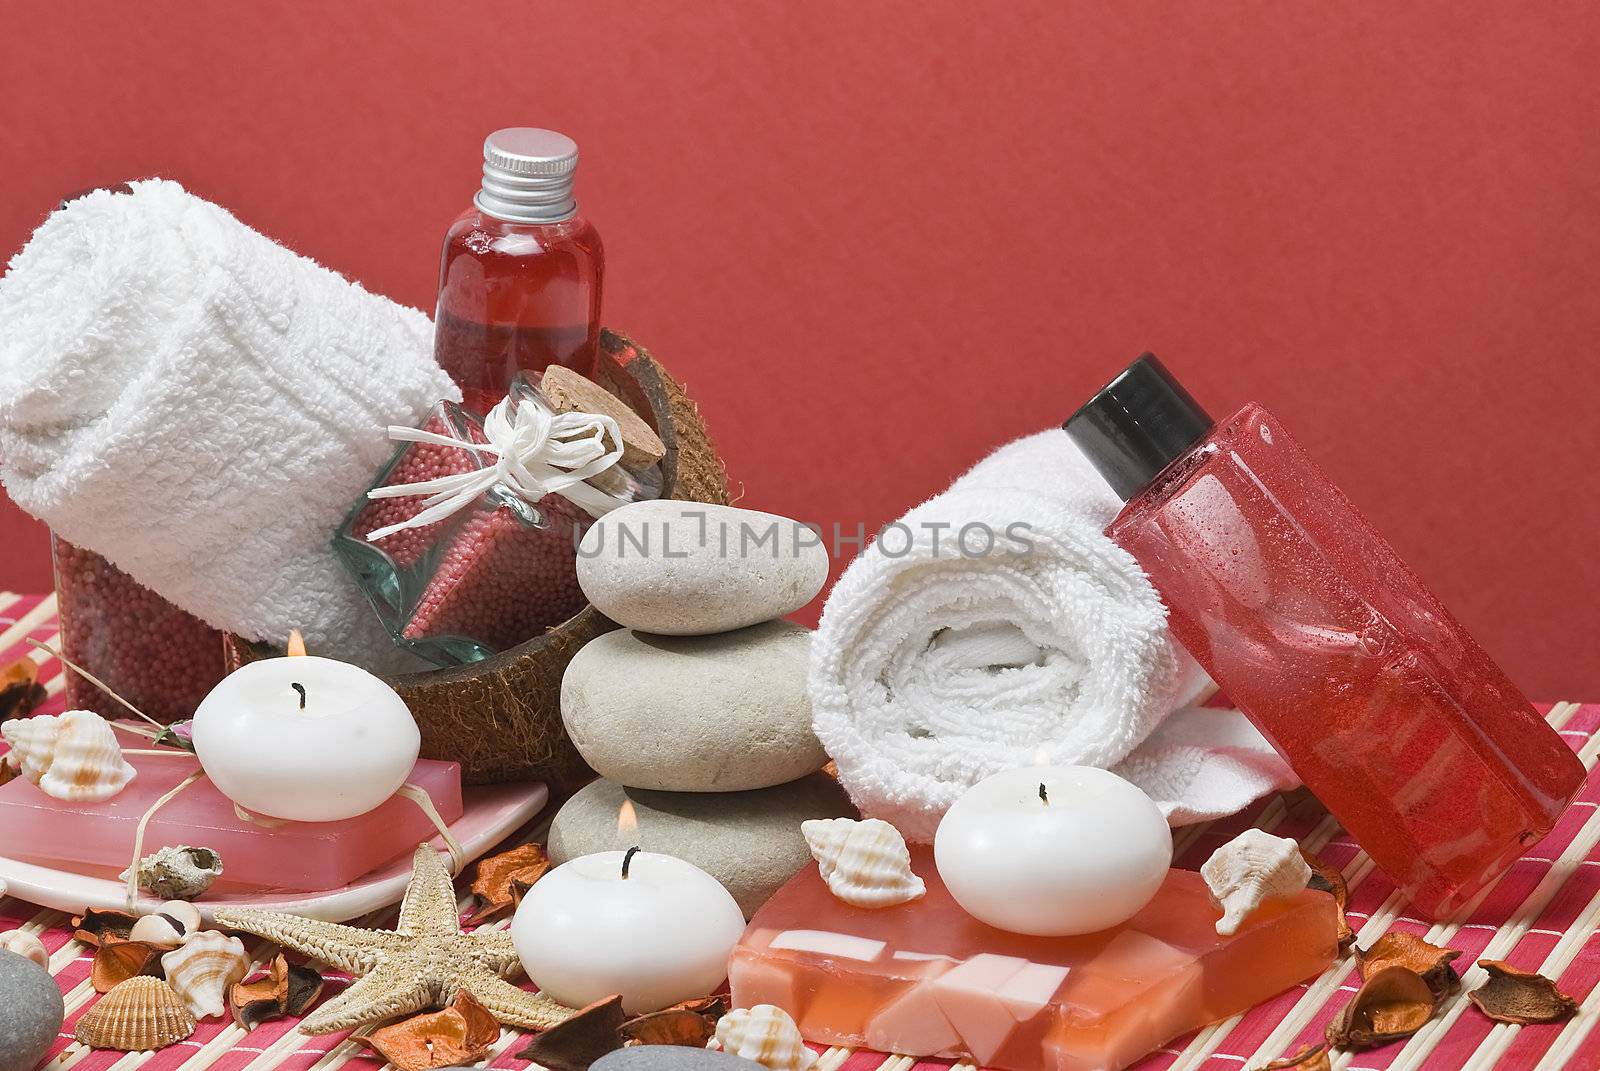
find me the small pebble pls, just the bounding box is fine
[0,948,65,1070]
[577,501,829,636]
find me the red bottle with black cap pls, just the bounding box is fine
[1065,354,1584,917]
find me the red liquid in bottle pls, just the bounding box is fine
[1068,359,1585,917]
[433,128,604,413]
[434,211,604,414]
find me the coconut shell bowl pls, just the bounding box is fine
[224,330,730,792]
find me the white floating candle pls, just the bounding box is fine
[191,653,420,823]
[933,765,1172,936]
[511,848,747,1013]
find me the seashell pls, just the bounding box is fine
[75,975,197,1050]
[801,817,925,909]
[711,1004,817,1071]
[0,928,49,967]
[161,929,250,1020]
[128,901,204,949]
[0,709,136,801]
[120,845,224,900]
[1,713,60,785]
[1201,828,1313,936]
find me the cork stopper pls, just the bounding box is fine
[540,366,666,470]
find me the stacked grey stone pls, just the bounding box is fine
[555,502,848,917]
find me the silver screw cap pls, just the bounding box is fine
[476,128,579,224]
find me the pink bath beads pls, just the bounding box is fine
[52,538,226,724]
[347,413,483,569]
[335,373,659,666]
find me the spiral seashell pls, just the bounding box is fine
[128,901,204,949]
[75,976,196,1050]
[0,928,49,967]
[0,709,136,801]
[801,817,925,909]
[1201,828,1313,936]
[711,1004,817,1071]
[161,929,250,1019]
[1,713,61,786]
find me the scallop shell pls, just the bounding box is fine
[1200,828,1313,936]
[161,930,249,1019]
[711,1004,817,1071]
[121,845,224,900]
[128,901,205,949]
[75,975,197,1050]
[0,709,136,801]
[801,817,925,909]
[0,928,49,967]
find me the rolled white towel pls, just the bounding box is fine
[810,429,1295,842]
[0,180,458,670]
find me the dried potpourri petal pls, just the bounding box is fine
[620,996,727,1048]
[283,962,325,1017]
[1357,932,1462,1000]
[0,657,47,722]
[465,843,550,923]
[72,907,139,948]
[364,990,499,1070]
[1255,1042,1331,1071]
[1300,849,1354,951]
[517,994,626,1071]
[229,954,326,1030]
[92,936,165,992]
[1326,965,1437,1050]
[230,972,285,1031]
[1468,960,1579,1025]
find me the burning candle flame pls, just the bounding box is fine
[286,630,307,658]
[617,799,639,837]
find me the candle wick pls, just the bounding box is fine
[621,845,641,880]
[1039,783,1049,806]
[291,682,306,710]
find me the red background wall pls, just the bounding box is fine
[1,2,1596,695]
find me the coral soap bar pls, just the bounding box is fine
[0,750,463,891]
[730,849,1338,1071]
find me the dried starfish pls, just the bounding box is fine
[215,845,577,1034]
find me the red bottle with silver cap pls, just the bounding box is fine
[433,127,605,413]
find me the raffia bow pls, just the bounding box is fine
[364,390,631,542]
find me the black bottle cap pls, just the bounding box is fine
[1062,353,1215,501]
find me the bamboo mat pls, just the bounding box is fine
[3,590,1598,1071]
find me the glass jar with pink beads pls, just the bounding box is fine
[51,537,227,723]
[335,370,661,667]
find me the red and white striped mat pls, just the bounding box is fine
[3,591,1597,1071]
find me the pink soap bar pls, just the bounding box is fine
[730,848,1338,1071]
[0,750,463,892]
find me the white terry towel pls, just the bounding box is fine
[0,180,458,670]
[810,429,1296,842]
